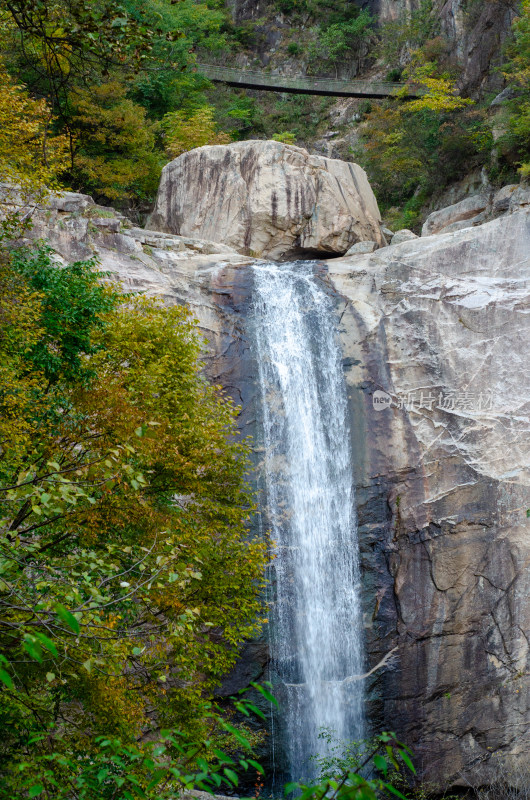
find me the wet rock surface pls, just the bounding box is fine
[147,140,383,259]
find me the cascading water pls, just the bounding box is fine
[251,261,364,783]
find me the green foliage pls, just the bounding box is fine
[384,190,429,232]
[1,0,157,114]
[378,0,440,68]
[310,729,370,781]
[214,92,258,139]
[398,51,473,112]
[125,0,229,115]
[230,19,268,50]
[67,82,161,202]
[496,0,530,177]
[162,105,231,158]
[0,244,267,796]
[307,11,374,75]
[356,45,492,222]
[358,98,492,223]
[273,131,298,144]
[1,0,232,204]
[9,246,120,385]
[0,59,70,237]
[5,690,267,799]
[274,0,363,26]
[287,732,415,800]
[235,91,332,143]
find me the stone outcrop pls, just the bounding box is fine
[390,228,418,245]
[422,193,492,236]
[328,209,530,786]
[345,240,378,255]
[147,140,383,259]
[422,184,530,236]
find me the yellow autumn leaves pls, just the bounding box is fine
[0,61,69,203]
[162,105,231,159]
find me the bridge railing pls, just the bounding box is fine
[195,63,415,98]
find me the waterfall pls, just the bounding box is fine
[251,261,364,783]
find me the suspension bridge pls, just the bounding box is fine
[196,63,418,99]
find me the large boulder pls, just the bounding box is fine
[147,140,383,259]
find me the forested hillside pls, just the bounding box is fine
[0,0,528,227]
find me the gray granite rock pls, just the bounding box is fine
[46,191,95,213]
[422,193,492,236]
[508,184,530,212]
[439,209,490,233]
[328,209,530,786]
[492,184,519,213]
[147,139,383,259]
[390,228,418,245]
[345,240,378,255]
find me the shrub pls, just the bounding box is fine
[272,131,298,144]
[0,245,267,796]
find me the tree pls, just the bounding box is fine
[68,82,161,202]
[0,0,232,204]
[0,60,69,235]
[162,105,231,159]
[356,47,487,228]
[1,0,157,120]
[398,50,473,113]
[307,11,374,76]
[9,246,119,385]
[0,246,267,796]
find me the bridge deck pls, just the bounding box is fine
[196,63,416,99]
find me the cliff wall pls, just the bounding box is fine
[13,164,530,786]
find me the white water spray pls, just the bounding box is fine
[252,261,364,781]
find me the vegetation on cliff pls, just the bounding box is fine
[0,237,268,796]
[499,0,530,178]
[1,0,528,222]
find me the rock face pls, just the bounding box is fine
[390,228,418,245]
[328,209,530,786]
[365,0,514,96]
[422,184,530,236]
[422,193,491,236]
[147,140,383,259]
[345,240,378,255]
